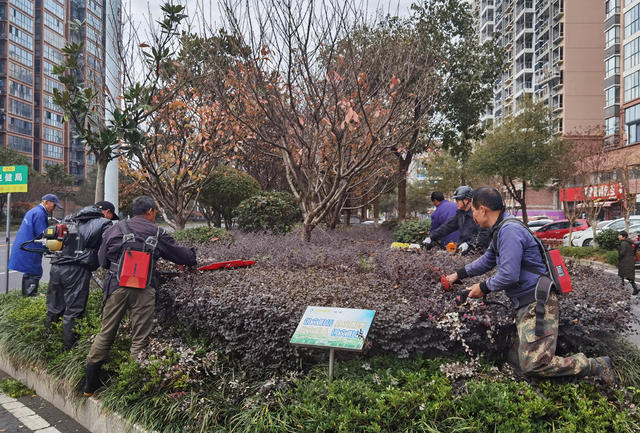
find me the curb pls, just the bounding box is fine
[0,353,150,433]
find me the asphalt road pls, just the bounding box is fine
[0,234,51,294]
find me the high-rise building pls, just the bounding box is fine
[474,0,604,133]
[0,0,110,183]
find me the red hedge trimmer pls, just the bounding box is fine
[198,260,255,271]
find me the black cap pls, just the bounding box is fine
[95,201,120,220]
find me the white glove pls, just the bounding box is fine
[458,242,470,254]
[423,237,433,250]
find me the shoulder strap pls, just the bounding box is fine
[493,218,549,274]
[117,220,135,243]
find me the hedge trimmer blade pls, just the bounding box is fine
[198,260,255,271]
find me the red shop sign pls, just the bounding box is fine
[559,182,624,202]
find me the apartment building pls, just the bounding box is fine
[0,0,111,183]
[475,0,604,133]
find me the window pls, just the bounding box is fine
[43,60,56,78]
[88,0,102,18]
[605,56,620,78]
[87,54,102,73]
[44,28,65,50]
[625,3,640,38]
[9,7,33,32]
[9,98,32,118]
[44,0,63,19]
[8,135,32,153]
[86,12,101,31]
[44,11,63,34]
[43,143,63,159]
[44,110,63,127]
[43,127,63,143]
[9,24,33,49]
[625,69,640,101]
[86,26,100,42]
[8,43,33,67]
[43,77,61,93]
[606,86,619,107]
[8,116,32,135]
[606,116,620,136]
[86,39,100,57]
[606,26,620,49]
[10,0,34,15]
[9,80,32,101]
[625,36,640,70]
[9,62,32,84]
[42,94,61,112]
[43,45,62,64]
[626,103,640,144]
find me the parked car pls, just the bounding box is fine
[564,216,640,247]
[535,219,589,240]
[527,219,553,232]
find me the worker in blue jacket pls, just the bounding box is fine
[429,191,459,246]
[8,194,62,296]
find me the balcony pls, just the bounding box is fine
[552,0,564,20]
[535,41,549,57]
[536,66,561,84]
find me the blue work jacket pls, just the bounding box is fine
[8,204,49,276]
[430,200,459,245]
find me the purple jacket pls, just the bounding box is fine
[430,200,459,245]
[456,214,547,308]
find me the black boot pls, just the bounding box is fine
[63,320,77,351]
[83,362,103,396]
[632,281,639,296]
[21,276,40,297]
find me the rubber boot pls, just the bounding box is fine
[21,275,40,297]
[632,281,639,296]
[62,320,77,351]
[83,362,103,396]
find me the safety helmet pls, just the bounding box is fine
[452,185,473,200]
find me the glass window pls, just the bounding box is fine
[44,28,65,50]
[86,12,101,31]
[606,26,619,49]
[43,126,63,143]
[606,86,619,107]
[605,56,620,78]
[88,0,102,18]
[626,103,640,144]
[86,26,100,42]
[9,24,33,49]
[42,94,61,112]
[43,143,63,159]
[625,3,640,38]
[43,45,63,64]
[9,98,32,118]
[10,0,34,15]
[44,77,61,93]
[43,60,56,78]
[606,116,620,135]
[9,80,32,101]
[86,39,100,57]
[9,7,33,32]
[87,54,102,73]
[44,0,64,19]
[44,110,63,127]
[8,135,32,153]
[8,43,33,67]
[625,36,640,69]
[7,116,32,135]
[44,11,64,34]
[625,69,640,102]
[9,62,32,84]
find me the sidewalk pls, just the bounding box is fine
[0,370,89,433]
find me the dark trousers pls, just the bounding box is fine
[46,264,91,349]
[21,273,41,297]
[87,286,156,363]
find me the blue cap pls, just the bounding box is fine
[42,194,63,209]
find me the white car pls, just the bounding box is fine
[528,219,553,232]
[563,216,640,247]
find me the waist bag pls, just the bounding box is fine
[114,221,160,289]
[492,218,572,336]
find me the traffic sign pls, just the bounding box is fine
[0,165,28,193]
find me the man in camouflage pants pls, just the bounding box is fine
[445,187,616,383]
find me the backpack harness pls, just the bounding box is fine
[109,220,161,289]
[492,218,573,336]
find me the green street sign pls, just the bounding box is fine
[0,165,28,193]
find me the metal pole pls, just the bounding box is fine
[5,193,10,294]
[328,348,335,381]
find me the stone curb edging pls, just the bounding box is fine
[0,352,151,433]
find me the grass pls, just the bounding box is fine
[0,378,34,398]
[560,246,619,266]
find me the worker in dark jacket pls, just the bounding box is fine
[444,187,616,384]
[423,186,490,253]
[83,196,197,396]
[45,202,118,349]
[618,231,638,295]
[429,191,459,245]
[9,194,62,296]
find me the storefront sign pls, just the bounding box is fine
[0,165,28,193]
[559,182,623,202]
[290,306,375,351]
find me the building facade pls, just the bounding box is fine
[0,0,108,183]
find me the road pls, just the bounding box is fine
[0,234,51,294]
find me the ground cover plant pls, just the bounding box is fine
[560,246,619,266]
[0,226,638,432]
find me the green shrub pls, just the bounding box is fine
[559,246,596,259]
[235,192,301,234]
[603,249,619,266]
[0,378,33,398]
[173,226,234,244]
[595,228,620,250]
[199,166,262,229]
[392,219,430,243]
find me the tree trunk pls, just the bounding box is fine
[224,215,233,230]
[327,204,341,229]
[396,158,411,222]
[94,160,106,203]
[302,222,314,241]
[373,198,380,227]
[345,208,351,226]
[360,206,366,222]
[520,182,528,224]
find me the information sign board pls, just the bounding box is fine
[290,306,375,351]
[0,165,28,193]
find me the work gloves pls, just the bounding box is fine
[458,242,470,255]
[422,237,433,250]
